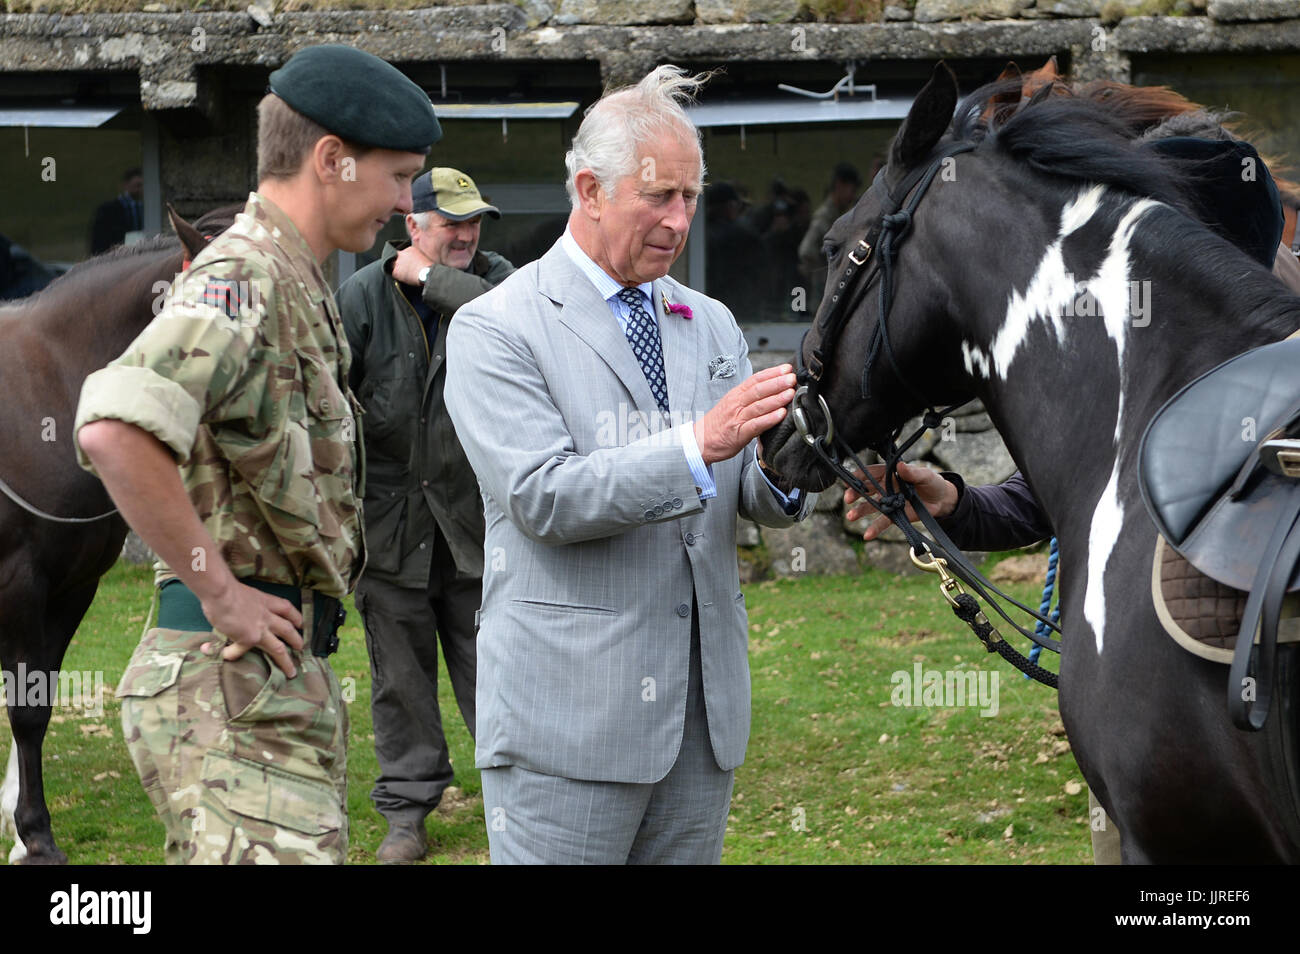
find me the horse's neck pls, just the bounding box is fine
[42,249,181,374]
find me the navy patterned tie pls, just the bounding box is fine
[616,287,669,413]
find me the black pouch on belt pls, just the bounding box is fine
[310,593,346,658]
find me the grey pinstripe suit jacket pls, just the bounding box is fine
[444,238,815,783]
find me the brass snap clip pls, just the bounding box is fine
[910,544,965,608]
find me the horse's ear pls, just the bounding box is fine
[167,203,208,261]
[982,61,1023,124]
[1023,55,1061,96]
[889,62,959,174]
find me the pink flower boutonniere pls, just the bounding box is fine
[662,294,693,319]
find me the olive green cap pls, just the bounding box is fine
[412,168,501,220]
[268,44,441,153]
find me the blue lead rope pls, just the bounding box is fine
[1028,536,1061,678]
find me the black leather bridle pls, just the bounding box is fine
[785,140,1065,685]
[794,140,976,425]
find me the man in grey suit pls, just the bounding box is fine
[444,65,816,864]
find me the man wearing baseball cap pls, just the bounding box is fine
[338,168,514,862]
[75,44,439,864]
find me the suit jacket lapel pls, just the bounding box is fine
[540,241,661,416]
[654,279,698,416]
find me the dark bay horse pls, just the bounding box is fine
[0,208,229,863]
[761,65,1300,862]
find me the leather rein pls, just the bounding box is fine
[787,141,1063,688]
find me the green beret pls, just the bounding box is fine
[269,45,442,153]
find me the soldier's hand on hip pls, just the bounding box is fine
[392,246,434,286]
[200,582,305,678]
[693,364,796,466]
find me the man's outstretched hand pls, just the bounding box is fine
[693,365,796,466]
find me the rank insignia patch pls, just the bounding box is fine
[201,279,245,320]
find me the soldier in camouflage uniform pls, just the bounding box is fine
[73,44,442,864]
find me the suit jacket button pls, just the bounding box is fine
[644,510,655,521]
[676,603,690,617]
[684,532,696,545]
[654,505,664,516]
[672,497,682,509]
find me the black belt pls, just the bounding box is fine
[157,578,346,658]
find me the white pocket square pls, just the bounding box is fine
[709,355,738,379]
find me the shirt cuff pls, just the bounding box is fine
[678,423,717,500]
[936,471,969,529]
[758,459,803,514]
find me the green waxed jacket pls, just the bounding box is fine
[338,241,514,586]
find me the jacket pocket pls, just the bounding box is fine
[357,488,407,575]
[240,354,356,540]
[510,599,619,617]
[358,372,420,460]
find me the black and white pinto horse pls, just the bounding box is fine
[762,65,1300,862]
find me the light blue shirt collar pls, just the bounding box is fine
[561,227,655,310]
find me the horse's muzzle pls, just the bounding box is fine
[760,413,840,494]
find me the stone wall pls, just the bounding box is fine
[6,2,1300,113]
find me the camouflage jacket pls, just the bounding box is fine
[75,192,365,598]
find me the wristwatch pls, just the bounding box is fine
[418,265,430,284]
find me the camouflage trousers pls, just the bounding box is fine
[116,626,348,864]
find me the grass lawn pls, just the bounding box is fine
[2,556,1090,865]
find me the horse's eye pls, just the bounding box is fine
[823,241,841,262]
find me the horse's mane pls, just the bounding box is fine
[1075,80,1201,134]
[952,79,1199,216]
[983,68,1300,209]
[80,233,177,266]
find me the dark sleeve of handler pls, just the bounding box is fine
[937,470,1054,552]
[421,250,515,316]
[337,275,373,393]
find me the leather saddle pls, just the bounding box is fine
[1140,337,1300,730]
